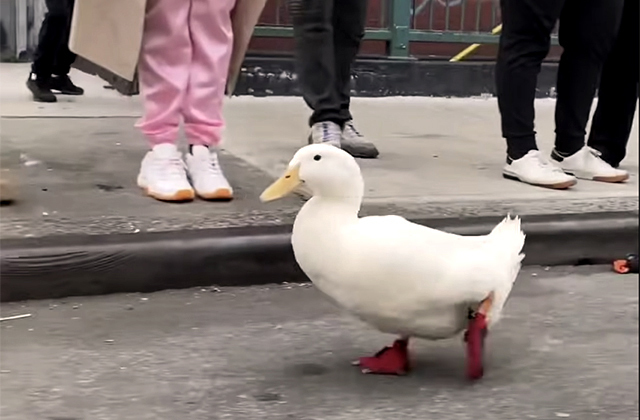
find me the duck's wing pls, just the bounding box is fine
[356,215,492,249]
[339,215,500,305]
[350,214,524,325]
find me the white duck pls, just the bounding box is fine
[260,144,525,380]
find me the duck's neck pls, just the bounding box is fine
[298,195,361,226]
[296,176,364,229]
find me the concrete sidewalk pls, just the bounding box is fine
[1,63,638,237]
[0,266,638,420]
[0,63,638,301]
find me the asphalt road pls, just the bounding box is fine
[0,266,637,420]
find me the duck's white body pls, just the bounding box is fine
[261,144,526,343]
[292,198,525,340]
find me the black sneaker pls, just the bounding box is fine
[50,75,84,95]
[26,73,56,103]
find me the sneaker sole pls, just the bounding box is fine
[564,171,630,183]
[344,149,380,159]
[196,188,234,201]
[32,95,57,103]
[502,173,577,190]
[308,136,379,159]
[341,142,380,159]
[593,174,630,183]
[27,83,57,103]
[140,185,195,202]
[51,90,84,96]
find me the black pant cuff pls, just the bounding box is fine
[505,136,538,160]
[309,116,349,128]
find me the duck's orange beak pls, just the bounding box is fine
[260,165,301,202]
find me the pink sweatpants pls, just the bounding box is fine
[136,0,236,147]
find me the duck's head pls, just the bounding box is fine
[260,144,364,203]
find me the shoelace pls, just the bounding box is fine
[197,152,224,176]
[534,153,565,174]
[584,146,618,170]
[586,146,607,162]
[557,147,609,167]
[152,156,186,181]
[320,122,342,144]
[344,122,363,138]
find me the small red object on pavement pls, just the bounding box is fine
[613,254,639,274]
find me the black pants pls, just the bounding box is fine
[587,0,639,168]
[31,0,76,79]
[496,0,624,159]
[290,0,367,127]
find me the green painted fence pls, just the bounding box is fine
[252,0,559,59]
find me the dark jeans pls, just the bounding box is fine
[290,0,367,127]
[587,0,639,167]
[496,0,624,160]
[31,0,76,79]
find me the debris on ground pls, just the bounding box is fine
[613,254,639,274]
[0,314,32,322]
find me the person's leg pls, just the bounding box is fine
[496,0,561,159]
[290,0,345,151]
[135,0,194,202]
[496,0,576,189]
[553,0,624,156]
[332,0,379,159]
[587,0,639,168]
[551,0,628,183]
[332,0,366,124]
[28,0,72,102]
[49,0,83,95]
[182,0,236,201]
[291,0,340,126]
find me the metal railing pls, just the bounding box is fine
[0,0,558,61]
[253,0,558,58]
[1,0,46,61]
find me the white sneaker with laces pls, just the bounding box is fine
[551,146,629,183]
[503,150,577,189]
[308,121,342,148]
[137,143,195,202]
[185,145,234,200]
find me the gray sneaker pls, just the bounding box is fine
[341,121,379,159]
[308,121,342,148]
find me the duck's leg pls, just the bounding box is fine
[465,292,494,381]
[353,337,410,375]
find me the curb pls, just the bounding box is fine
[1,212,637,302]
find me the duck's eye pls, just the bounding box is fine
[313,155,322,161]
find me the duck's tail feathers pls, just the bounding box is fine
[488,213,526,262]
[486,214,526,326]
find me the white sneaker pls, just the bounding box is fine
[185,145,233,200]
[503,150,577,189]
[137,144,195,202]
[308,121,342,148]
[551,146,629,183]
